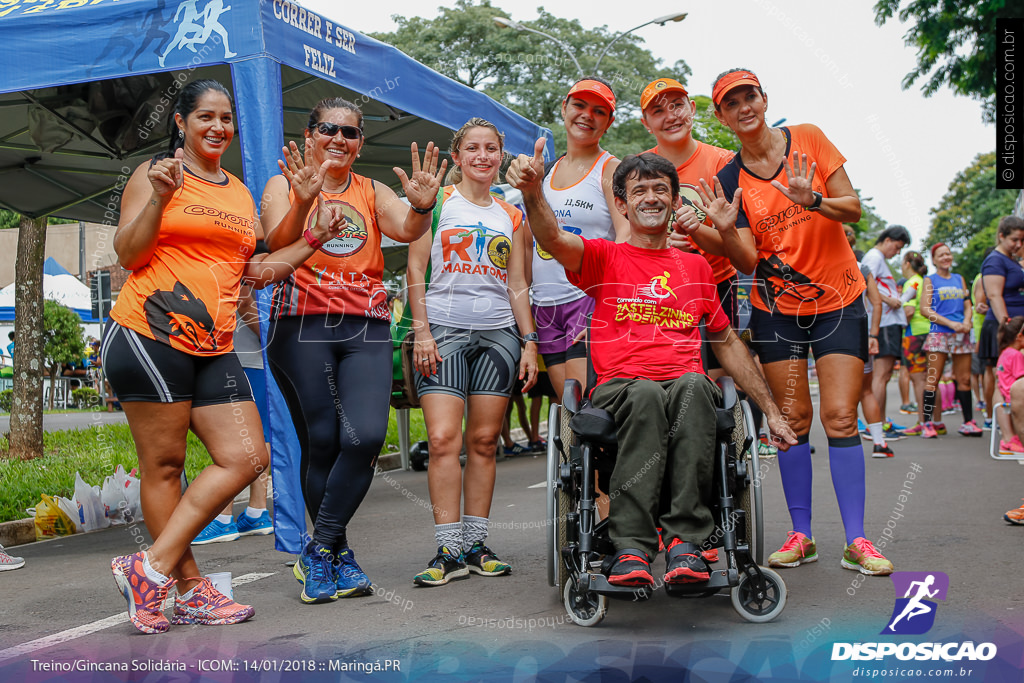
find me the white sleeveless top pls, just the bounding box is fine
[531,151,615,306]
[424,186,524,330]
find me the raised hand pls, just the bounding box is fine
[506,137,546,193]
[278,140,331,203]
[149,148,184,200]
[696,176,742,231]
[769,151,817,207]
[394,142,447,211]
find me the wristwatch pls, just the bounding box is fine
[806,191,823,212]
[522,332,539,343]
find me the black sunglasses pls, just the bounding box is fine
[312,122,362,139]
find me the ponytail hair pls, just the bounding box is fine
[998,315,1024,353]
[158,79,232,160]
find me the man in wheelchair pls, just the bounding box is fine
[511,150,796,588]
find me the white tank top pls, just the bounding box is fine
[531,151,615,306]
[424,186,523,329]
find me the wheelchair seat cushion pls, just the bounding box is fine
[569,405,618,446]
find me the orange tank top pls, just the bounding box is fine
[110,168,257,355]
[270,172,389,321]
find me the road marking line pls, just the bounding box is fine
[0,572,275,663]
[528,481,547,489]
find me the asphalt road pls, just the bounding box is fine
[1,386,1022,682]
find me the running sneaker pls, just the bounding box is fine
[604,550,654,587]
[899,403,918,414]
[883,421,907,440]
[334,547,373,596]
[958,420,983,437]
[0,544,25,571]
[977,400,987,412]
[171,577,255,625]
[841,537,894,575]
[872,444,895,458]
[293,542,338,604]
[920,422,939,439]
[857,418,867,432]
[768,532,818,568]
[191,518,240,545]
[933,422,948,435]
[111,551,175,634]
[413,545,469,586]
[758,438,778,458]
[1000,437,1024,456]
[885,418,909,431]
[464,541,512,577]
[1004,500,1024,525]
[503,443,529,456]
[664,539,710,584]
[902,423,924,437]
[529,439,548,452]
[236,510,273,537]
[984,418,993,431]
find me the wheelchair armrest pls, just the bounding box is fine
[563,378,583,414]
[715,376,737,411]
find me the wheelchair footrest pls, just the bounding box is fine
[579,572,655,600]
[664,569,735,597]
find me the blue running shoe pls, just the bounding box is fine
[857,418,866,432]
[192,518,240,545]
[885,417,909,431]
[293,542,338,604]
[236,510,273,537]
[334,548,373,597]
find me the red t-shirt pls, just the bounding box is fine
[716,124,864,316]
[566,238,730,388]
[642,141,739,285]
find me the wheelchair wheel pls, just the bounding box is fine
[736,400,765,565]
[731,567,787,623]
[563,579,607,627]
[546,403,572,591]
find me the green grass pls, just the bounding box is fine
[0,398,550,524]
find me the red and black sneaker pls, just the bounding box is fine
[603,549,654,587]
[664,539,710,584]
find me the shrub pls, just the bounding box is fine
[0,389,11,413]
[71,387,100,409]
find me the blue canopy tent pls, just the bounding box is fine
[0,0,554,554]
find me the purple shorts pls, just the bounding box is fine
[533,297,595,358]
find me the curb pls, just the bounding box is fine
[0,517,34,548]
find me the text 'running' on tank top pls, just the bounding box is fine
[531,151,615,306]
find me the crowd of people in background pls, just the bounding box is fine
[71,68,1022,632]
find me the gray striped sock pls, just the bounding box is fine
[462,515,489,552]
[434,522,462,554]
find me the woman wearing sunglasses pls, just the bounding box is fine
[262,97,446,604]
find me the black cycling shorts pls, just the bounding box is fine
[101,322,253,406]
[748,298,868,365]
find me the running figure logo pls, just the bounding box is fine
[881,571,949,635]
[158,0,236,67]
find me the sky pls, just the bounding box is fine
[302,0,995,249]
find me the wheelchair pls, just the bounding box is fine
[545,375,787,626]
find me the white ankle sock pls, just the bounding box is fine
[244,506,265,519]
[216,514,232,524]
[867,422,885,446]
[141,552,169,584]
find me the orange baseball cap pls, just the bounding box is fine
[640,78,689,111]
[565,79,616,112]
[711,69,761,105]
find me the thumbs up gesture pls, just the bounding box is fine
[506,137,547,194]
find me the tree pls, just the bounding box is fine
[8,215,47,460]
[927,151,1018,282]
[845,191,888,250]
[42,300,85,411]
[372,0,691,159]
[874,0,1014,122]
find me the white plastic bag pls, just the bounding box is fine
[101,475,127,526]
[53,496,80,533]
[75,472,108,531]
[123,471,143,523]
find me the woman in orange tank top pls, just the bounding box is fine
[104,80,345,634]
[261,97,446,604]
